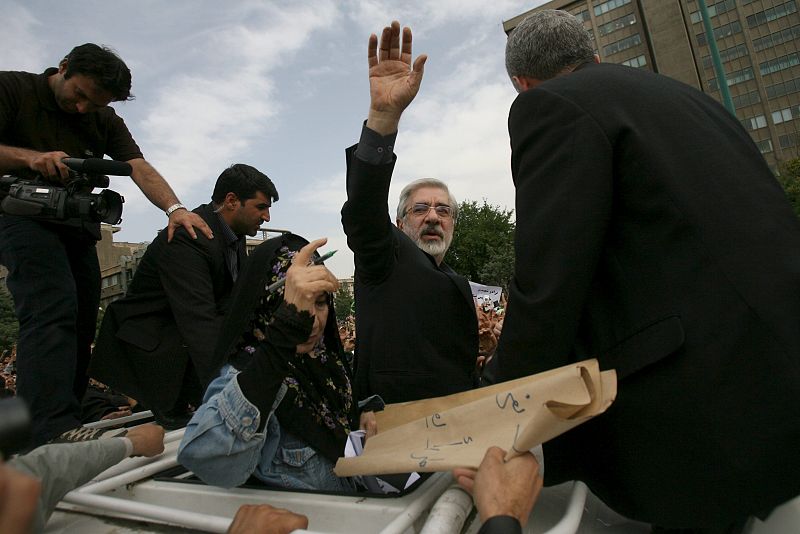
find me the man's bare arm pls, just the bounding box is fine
[127,158,213,241]
[0,143,71,183]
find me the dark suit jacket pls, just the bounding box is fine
[90,203,245,411]
[341,145,478,403]
[487,63,800,528]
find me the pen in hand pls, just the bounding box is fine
[266,249,337,293]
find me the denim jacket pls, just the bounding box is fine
[178,364,354,492]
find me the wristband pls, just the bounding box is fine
[165,203,186,217]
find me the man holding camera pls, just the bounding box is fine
[0,43,212,447]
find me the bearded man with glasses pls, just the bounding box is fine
[341,22,478,404]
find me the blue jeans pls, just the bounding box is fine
[178,364,354,492]
[0,216,99,445]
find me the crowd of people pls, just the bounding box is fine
[1,7,799,534]
[1,347,16,396]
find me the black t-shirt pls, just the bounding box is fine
[0,68,144,237]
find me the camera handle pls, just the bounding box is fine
[62,158,132,176]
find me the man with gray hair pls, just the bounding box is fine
[341,21,478,404]
[486,9,800,532]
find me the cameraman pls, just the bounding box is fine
[0,43,213,447]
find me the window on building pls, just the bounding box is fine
[593,0,631,17]
[573,9,591,22]
[755,139,774,154]
[752,25,800,53]
[696,20,742,46]
[766,76,800,99]
[598,12,636,36]
[689,0,737,24]
[622,55,647,68]
[746,1,798,28]
[772,105,800,124]
[701,43,749,69]
[760,53,800,76]
[733,90,762,109]
[708,67,755,91]
[779,133,800,149]
[740,114,768,131]
[603,33,641,56]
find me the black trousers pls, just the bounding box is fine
[0,216,99,446]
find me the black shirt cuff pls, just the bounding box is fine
[355,121,397,165]
[477,515,522,534]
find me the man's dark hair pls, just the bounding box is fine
[62,43,133,102]
[212,164,279,204]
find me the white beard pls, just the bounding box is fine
[415,236,450,258]
[404,222,452,259]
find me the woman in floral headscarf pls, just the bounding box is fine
[178,234,372,491]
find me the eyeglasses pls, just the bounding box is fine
[406,203,453,218]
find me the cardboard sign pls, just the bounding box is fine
[335,359,616,476]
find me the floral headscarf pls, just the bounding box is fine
[218,234,355,463]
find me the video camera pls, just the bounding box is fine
[0,157,129,225]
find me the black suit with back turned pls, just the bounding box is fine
[487,62,800,529]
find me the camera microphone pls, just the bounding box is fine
[62,158,132,176]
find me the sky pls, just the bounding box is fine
[3,0,550,278]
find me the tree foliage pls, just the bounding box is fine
[0,287,19,352]
[778,157,800,218]
[446,200,515,291]
[333,283,355,322]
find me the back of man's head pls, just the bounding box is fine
[212,164,279,204]
[505,10,595,82]
[62,43,133,102]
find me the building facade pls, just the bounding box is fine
[505,0,800,171]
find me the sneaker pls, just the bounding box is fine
[49,426,128,444]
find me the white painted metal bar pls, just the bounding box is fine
[542,481,588,534]
[76,453,180,494]
[419,485,473,534]
[86,439,181,484]
[379,473,454,534]
[80,428,185,483]
[83,410,154,429]
[62,491,232,533]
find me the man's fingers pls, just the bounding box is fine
[292,238,328,266]
[453,471,475,495]
[182,220,198,240]
[389,21,401,60]
[484,446,508,465]
[368,33,378,68]
[410,54,427,85]
[166,224,176,243]
[379,25,392,61]
[401,26,413,64]
[56,160,70,181]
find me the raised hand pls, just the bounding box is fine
[284,238,340,313]
[366,21,427,135]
